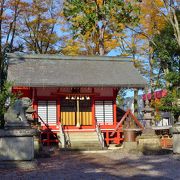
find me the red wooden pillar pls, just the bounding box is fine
[32,88,38,119]
[117,129,120,144]
[33,101,38,119]
[113,101,117,126]
[92,97,96,128]
[113,89,117,127]
[106,131,109,145]
[57,98,61,126]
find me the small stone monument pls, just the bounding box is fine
[171,123,180,153]
[137,99,161,153]
[170,99,180,153]
[0,97,37,160]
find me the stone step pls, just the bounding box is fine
[70,142,106,146]
[65,132,97,136]
[63,131,103,150]
[68,139,99,142]
[69,143,103,150]
[69,146,103,151]
[66,134,98,138]
[66,136,98,141]
[70,141,100,144]
[65,132,99,140]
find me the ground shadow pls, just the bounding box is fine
[0,148,179,180]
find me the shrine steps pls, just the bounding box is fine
[64,131,104,150]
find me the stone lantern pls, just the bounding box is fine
[142,99,154,129]
[137,99,161,153]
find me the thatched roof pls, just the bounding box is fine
[7,53,147,88]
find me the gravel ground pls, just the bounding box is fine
[0,149,180,180]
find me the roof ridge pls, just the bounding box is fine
[7,53,132,62]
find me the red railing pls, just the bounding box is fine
[110,109,144,137]
[33,111,50,130]
[33,111,59,146]
[103,128,124,145]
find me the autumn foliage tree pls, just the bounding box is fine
[133,0,165,89]
[0,0,64,126]
[0,0,63,86]
[159,0,180,47]
[62,0,140,56]
[19,0,62,54]
[0,0,28,125]
[0,0,29,88]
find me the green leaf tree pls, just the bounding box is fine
[153,20,180,121]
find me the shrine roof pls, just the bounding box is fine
[7,53,147,88]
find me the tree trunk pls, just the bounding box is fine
[148,45,154,94]
[164,67,170,88]
[162,0,180,47]
[134,88,138,118]
[0,0,5,90]
[99,20,107,55]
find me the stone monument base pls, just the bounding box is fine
[0,129,37,160]
[137,134,161,154]
[173,134,180,153]
[170,124,180,154]
[123,142,138,151]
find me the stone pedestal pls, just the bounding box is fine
[34,134,41,156]
[137,128,161,154]
[0,129,37,160]
[124,142,138,150]
[5,119,30,128]
[138,135,161,150]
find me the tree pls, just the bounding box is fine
[158,0,180,47]
[118,0,166,90]
[137,0,165,90]
[0,0,28,88]
[19,0,62,54]
[62,0,139,56]
[153,22,179,82]
[0,82,16,128]
[153,21,180,121]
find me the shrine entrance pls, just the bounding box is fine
[60,97,92,126]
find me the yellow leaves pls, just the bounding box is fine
[139,0,166,37]
[59,11,64,17]
[43,18,56,25]
[71,14,84,23]
[153,0,164,8]
[117,23,125,30]
[104,39,119,51]
[135,34,146,40]
[96,0,103,7]
[0,15,7,21]
[121,53,130,57]
[62,40,83,56]
[155,98,162,106]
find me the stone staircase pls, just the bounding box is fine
[64,131,104,150]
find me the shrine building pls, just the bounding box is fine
[7,53,147,148]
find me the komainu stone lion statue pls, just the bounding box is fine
[4,97,32,128]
